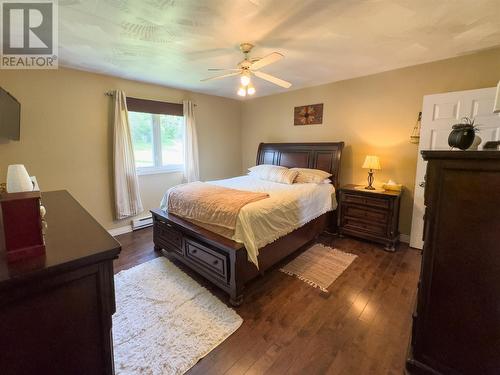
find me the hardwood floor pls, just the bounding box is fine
[114,227,421,375]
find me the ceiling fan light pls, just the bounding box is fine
[237,87,247,97]
[240,72,251,86]
[247,85,256,95]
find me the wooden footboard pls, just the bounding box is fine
[151,208,331,305]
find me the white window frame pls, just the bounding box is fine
[130,112,185,176]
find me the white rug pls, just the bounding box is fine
[113,257,243,375]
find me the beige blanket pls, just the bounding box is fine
[167,181,269,237]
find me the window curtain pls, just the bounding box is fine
[183,100,200,183]
[113,90,144,219]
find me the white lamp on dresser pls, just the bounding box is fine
[6,164,33,193]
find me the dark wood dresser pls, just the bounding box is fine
[406,151,500,375]
[0,191,121,375]
[339,184,401,250]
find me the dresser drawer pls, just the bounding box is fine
[154,218,183,255]
[343,193,389,209]
[343,217,387,236]
[185,239,228,281]
[343,205,388,222]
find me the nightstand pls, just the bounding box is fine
[339,184,402,251]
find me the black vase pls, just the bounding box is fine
[448,127,475,150]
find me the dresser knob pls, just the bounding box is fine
[213,260,219,265]
[191,249,197,254]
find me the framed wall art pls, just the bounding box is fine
[294,103,323,125]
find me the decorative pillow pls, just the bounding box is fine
[291,168,332,184]
[248,164,299,185]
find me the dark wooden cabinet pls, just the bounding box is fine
[0,191,121,375]
[339,184,401,250]
[407,151,500,375]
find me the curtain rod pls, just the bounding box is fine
[104,91,196,106]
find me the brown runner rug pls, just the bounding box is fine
[280,244,357,292]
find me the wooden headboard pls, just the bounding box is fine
[256,142,345,190]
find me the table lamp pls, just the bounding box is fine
[362,155,381,190]
[6,164,33,193]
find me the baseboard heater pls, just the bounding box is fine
[131,215,153,231]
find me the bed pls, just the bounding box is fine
[151,142,344,305]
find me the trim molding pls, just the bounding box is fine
[108,225,132,237]
[400,233,410,244]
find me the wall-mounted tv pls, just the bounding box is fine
[0,87,21,141]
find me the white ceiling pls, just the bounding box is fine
[59,0,500,99]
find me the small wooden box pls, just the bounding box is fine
[0,191,45,262]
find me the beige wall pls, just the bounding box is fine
[2,47,499,236]
[0,68,242,230]
[241,47,500,235]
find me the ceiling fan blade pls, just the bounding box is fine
[201,72,240,82]
[250,52,283,70]
[208,68,240,71]
[253,71,291,88]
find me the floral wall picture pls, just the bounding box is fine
[294,103,323,126]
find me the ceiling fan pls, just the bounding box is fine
[201,43,292,97]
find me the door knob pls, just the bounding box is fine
[419,181,425,188]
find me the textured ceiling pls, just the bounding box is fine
[59,0,500,99]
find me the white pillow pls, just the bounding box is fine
[248,164,299,185]
[291,168,332,184]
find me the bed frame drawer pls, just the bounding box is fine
[185,239,228,281]
[154,218,183,255]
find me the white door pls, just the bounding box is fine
[409,87,500,249]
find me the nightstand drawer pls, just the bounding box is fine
[343,193,389,209]
[343,217,387,236]
[343,205,388,222]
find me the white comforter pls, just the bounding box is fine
[160,175,337,267]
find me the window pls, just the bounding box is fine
[127,98,184,175]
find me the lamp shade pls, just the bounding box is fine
[494,80,500,114]
[6,164,33,193]
[362,155,381,170]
